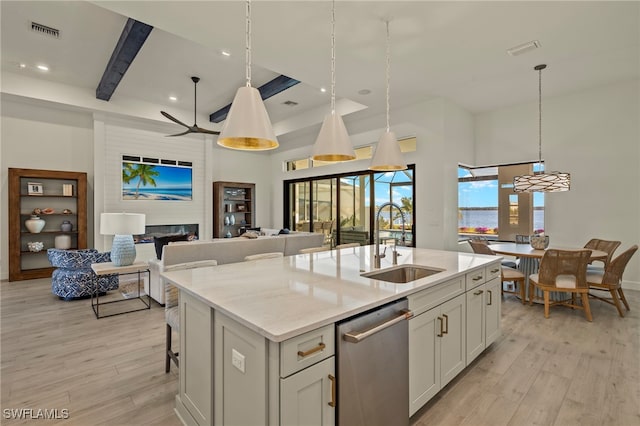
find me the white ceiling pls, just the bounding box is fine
[2,1,639,149]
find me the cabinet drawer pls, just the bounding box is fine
[485,262,501,282]
[465,268,485,290]
[408,277,464,316]
[281,324,334,377]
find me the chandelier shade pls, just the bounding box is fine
[513,64,570,193]
[217,0,278,151]
[311,0,355,162]
[369,20,406,171]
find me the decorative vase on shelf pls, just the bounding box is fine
[60,220,73,232]
[225,231,232,238]
[25,215,45,233]
[229,215,235,226]
[54,234,71,249]
[224,216,230,226]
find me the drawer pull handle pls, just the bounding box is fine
[487,290,493,306]
[472,275,483,281]
[328,374,336,407]
[473,289,484,296]
[298,342,326,358]
[442,314,449,335]
[491,268,500,274]
[437,316,444,337]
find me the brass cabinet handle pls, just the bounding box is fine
[473,289,484,296]
[442,314,449,335]
[297,342,326,358]
[437,316,444,337]
[328,374,336,407]
[472,275,483,281]
[491,268,500,274]
[487,290,492,306]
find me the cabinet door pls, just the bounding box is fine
[484,277,501,346]
[281,357,335,426]
[439,294,466,387]
[465,285,486,364]
[409,307,440,416]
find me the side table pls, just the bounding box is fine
[91,261,151,319]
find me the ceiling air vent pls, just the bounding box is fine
[282,100,299,106]
[507,40,540,56]
[31,22,60,39]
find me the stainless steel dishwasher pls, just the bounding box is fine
[336,299,413,426]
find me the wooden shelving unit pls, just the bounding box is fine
[8,168,87,281]
[213,181,255,238]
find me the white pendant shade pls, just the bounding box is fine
[369,131,407,171]
[513,172,570,192]
[217,86,278,150]
[312,112,355,162]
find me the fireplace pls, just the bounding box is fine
[134,224,199,244]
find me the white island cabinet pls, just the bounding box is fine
[162,246,501,425]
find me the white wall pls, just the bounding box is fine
[475,79,640,286]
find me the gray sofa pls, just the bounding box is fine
[148,232,325,304]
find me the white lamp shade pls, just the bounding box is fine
[217,86,278,150]
[100,213,146,235]
[369,131,407,171]
[312,112,355,162]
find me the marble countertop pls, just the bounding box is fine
[161,245,498,342]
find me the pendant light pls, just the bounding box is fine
[369,20,407,171]
[311,0,355,162]
[513,64,570,192]
[217,0,278,151]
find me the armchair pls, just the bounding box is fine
[48,249,119,300]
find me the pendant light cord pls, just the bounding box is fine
[245,0,252,87]
[385,20,391,132]
[538,65,542,169]
[330,0,336,113]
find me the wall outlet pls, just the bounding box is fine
[231,348,245,374]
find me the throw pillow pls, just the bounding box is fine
[154,234,189,260]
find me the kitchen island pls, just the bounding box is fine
[162,245,502,425]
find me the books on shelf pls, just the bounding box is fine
[63,184,74,196]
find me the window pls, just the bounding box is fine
[458,163,544,241]
[284,165,415,247]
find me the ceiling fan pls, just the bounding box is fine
[161,76,220,137]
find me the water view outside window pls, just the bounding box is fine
[458,166,544,239]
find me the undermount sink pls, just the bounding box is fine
[361,264,444,284]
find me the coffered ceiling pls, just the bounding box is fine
[2,1,638,149]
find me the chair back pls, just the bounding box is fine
[538,249,591,289]
[336,242,360,249]
[163,260,218,309]
[244,252,284,261]
[600,245,638,287]
[583,238,621,266]
[468,240,495,256]
[299,246,330,254]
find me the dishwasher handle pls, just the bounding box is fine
[343,309,413,343]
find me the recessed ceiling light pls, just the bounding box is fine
[358,89,371,95]
[169,96,177,102]
[36,64,49,72]
[507,40,541,56]
[320,87,327,93]
[19,63,26,69]
[221,50,231,57]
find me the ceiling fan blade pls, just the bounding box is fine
[161,111,190,128]
[194,126,220,135]
[165,129,192,137]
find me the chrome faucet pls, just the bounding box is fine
[374,202,406,268]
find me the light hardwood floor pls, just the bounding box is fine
[2,278,639,425]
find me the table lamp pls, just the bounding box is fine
[100,213,146,266]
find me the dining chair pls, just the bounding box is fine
[528,249,593,321]
[587,244,637,317]
[468,240,526,303]
[299,246,330,254]
[583,238,621,270]
[244,252,284,261]
[163,259,218,373]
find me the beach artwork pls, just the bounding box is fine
[122,161,192,201]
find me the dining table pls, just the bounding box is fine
[488,242,608,303]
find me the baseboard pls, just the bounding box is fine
[622,280,640,292]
